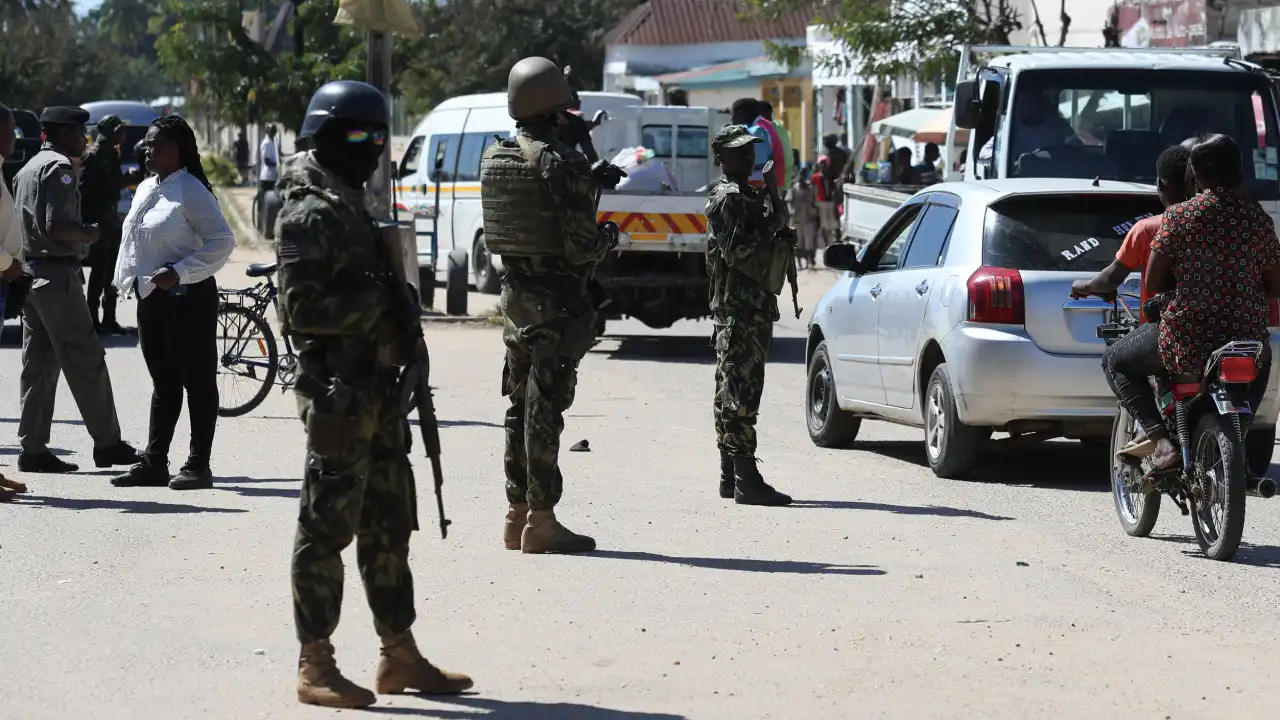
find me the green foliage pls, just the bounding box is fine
[0,0,169,109]
[748,0,1030,82]
[154,0,365,133]
[396,0,641,118]
[201,151,239,188]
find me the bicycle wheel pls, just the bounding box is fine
[216,304,278,417]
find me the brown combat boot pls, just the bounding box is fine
[296,639,376,708]
[375,630,474,695]
[521,509,597,554]
[504,503,529,550]
[0,474,28,494]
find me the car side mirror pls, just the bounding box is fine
[823,243,862,273]
[954,80,979,129]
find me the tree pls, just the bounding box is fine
[154,0,365,132]
[748,0,1040,82]
[395,0,640,117]
[0,1,119,108]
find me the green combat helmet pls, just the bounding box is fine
[507,57,573,121]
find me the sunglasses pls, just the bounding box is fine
[345,129,387,146]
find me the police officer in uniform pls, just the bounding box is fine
[275,81,472,709]
[13,106,139,474]
[706,125,794,506]
[482,57,624,554]
[79,114,127,334]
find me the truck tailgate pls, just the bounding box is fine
[842,183,912,244]
[597,193,708,252]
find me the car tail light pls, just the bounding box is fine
[1219,356,1258,384]
[966,267,1025,325]
[1268,299,1279,327]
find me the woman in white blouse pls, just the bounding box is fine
[111,116,235,490]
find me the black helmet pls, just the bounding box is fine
[300,80,390,139]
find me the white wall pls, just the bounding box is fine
[1009,0,1116,47]
[686,87,753,111]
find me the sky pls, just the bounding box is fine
[75,0,102,14]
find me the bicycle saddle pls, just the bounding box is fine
[245,262,278,278]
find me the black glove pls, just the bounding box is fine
[597,221,620,250]
[591,160,627,190]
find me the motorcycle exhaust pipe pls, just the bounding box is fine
[1248,476,1277,499]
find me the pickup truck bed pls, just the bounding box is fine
[842,182,916,245]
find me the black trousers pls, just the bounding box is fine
[137,277,219,469]
[1103,321,1271,435]
[86,223,121,325]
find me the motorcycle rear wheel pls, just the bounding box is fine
[1189,412,1248,561]
[1111,406,1160,537]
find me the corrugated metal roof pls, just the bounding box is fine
[606,0,810,46]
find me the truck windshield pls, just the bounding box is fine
[1006,69,1280,200]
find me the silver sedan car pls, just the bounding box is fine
[804,178,1280,478]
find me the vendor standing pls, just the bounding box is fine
[12,106,138,474]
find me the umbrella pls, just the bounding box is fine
[913,108,969,146]
[333,0,422,38]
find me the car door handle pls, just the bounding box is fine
[869,284,882,298]
[915,280,929,295]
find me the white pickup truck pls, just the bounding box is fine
[589,105,729,329]
[842,44,1280,243]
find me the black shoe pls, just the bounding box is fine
[110,462,171,488]
[98,320,128,336]
[731,455,793,507]
[93,442,141,468]
[18,452,79,473]
[169,465,213,490]
[718,451,735,499]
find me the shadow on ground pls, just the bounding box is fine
[367,695,688,718]
[845,439,1109,492]
[10,494,246,514]
[595,334,804,365]
[1150,533,1280,568]
[588,550,883,576]
[789,499,1013,521]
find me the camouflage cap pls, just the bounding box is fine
[712,125,762,153]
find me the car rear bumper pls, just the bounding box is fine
[940,324,1280,430]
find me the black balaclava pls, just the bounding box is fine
[314,118,386,189]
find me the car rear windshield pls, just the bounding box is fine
[983,194,1165,272]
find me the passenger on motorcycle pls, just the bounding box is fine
[1072,145,1192,458]
[1115,134,1280,474]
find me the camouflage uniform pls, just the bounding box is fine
[707,177,780,456]
[488,131,608,511]
[706,125,793,506]
[274,151,420,644]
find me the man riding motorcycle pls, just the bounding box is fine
[1072,145,1191,458]
[1082,135,1280,476]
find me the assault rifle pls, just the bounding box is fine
[760,159,802,319]
[399,333,451,539]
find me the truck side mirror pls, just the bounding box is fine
[954,80,979,129]
[823,243,862,273]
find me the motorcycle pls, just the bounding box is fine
[1097,292,1275,561]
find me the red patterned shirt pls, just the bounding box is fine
[1150,189,1280,375]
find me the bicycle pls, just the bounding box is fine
[216,262,298,417]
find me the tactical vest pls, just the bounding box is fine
[481,136,595,257]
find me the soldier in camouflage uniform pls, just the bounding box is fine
[275,80,472,709]
[481,57,625,554]
[706,126,794,506]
